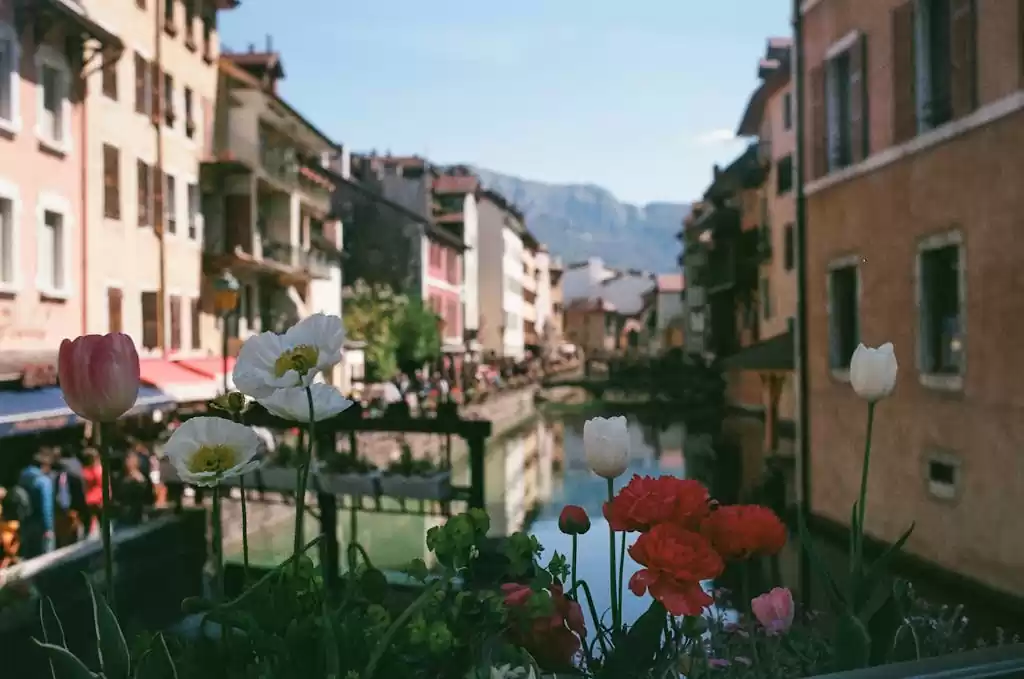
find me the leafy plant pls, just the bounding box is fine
[321,451,378,475]
[386,442,443,477]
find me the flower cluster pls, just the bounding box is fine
[600,472,787,617]
[502,581,587,670]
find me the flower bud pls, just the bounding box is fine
[751,587,795,635]
[558,505,591,535]
[583,415,629,479]
[58,334,140,423]
[849,342,898,402]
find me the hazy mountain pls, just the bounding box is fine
[473,168,689,273]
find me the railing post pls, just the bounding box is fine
[316,427,340,595]
[468,433,485,510]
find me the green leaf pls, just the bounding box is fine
[833,612,871,671]
[864,522,915,587]
[39,597,67,649]
[32,640,98,679]
[798,513,848,614]
[598,599,666,679]
[133,634,178,679]
[87,579,130,679]
[321,604,341,679]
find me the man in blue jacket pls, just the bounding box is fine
[18,450,55,558]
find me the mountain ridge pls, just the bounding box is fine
[471,167,688,273]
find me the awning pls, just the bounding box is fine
[720,330,794,372]
[140,359,222,404]
[0,386,175,439]
[176,357,236,391]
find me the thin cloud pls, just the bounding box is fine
[692,129,736,146]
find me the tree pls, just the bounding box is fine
[394,296,442,374]
[343,280,404,380]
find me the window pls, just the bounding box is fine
[163,71,175,126]
[0,23,17,128]
[0,195,14,288]
[137,159,152,226]
[782,91,793,130]
[917,0,954,129]
[141,291,159,350]
[184,0,197,48]
[187,183,199,238]
[184,86,195,138]
[101,58,117,100]
[107,288,123,333]
[169,294,182,351]
[926,451,960,500]
[134,52,149,114]
[760,277,772,319]
[202,13,214,61]
[38,208,66,295]
[776,155,794,195]
[164,0,176,34]
[136,0,146,8]
[37,50,70,150]
[826,50,852,169]
[828,263,859,370]
[165,174,176,234]
[783,223,795,271]
[918,239,963,376]
[190,298,201,349]
[813,33,868,177]
[150,63,161,120]
[103,145,121,219]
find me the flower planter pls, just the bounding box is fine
[256,466,302,494]
[315,469,380,498]
[378,471,452,501]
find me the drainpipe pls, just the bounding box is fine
[155,2,167,357]
[792,0,813,605]
[80,56,88,334]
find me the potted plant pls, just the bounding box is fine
[315,452,380,497]
[378,442,452,501]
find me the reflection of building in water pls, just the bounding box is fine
[536,422,555,504]
[653,422,687,471]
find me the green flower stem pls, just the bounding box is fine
[95,422,116,614]
[224,535,322,610]
[571,535,578,593]
[364,579,443,679]
[239,477,249,584]
[606,477,618,632]
[853,402,876,598]
[293,386,317,575]
[617,529,626,625]
[572,579,611,659]
[212,484,224,601]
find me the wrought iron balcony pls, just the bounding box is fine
[263,239,300,269]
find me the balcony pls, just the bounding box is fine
[263,239,303,269]
[306,248,333,279]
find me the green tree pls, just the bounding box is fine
[343,280,404,380]
[395,296,442,373]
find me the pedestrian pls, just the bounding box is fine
[115,451,153,526]
[81,448,104,536]
[53,448,87,548]
[17,450,55,559]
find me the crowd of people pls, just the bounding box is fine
[0,441,166,569]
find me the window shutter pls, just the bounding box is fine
[809,64,827,179]
[950,0,977,119]
[892,1,918,143]
[134,53,146,113]
[849,35,869,163]
[137,160,149,226]
[103,145,120,219]
[107,288,123,333]
[153,166,164,233]
[170,295,181,351]
[150,62,161,120]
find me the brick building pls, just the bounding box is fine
[802,0,1024,596]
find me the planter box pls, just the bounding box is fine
[257,466,301,493]
[378,471,451,501]
[315,470,380,497]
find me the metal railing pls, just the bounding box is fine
[263,238,298,268]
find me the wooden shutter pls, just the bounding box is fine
[169,295,181,351]
[892,1,918,143]
[150,62,161,120]
[190,298,201,349]
[103,145,120,219]
[107,288,123,334]
[153,166,164,234]
[134,52,146,113]
[137,160,149,226]
[142,292,159,349]
[849,34,869,163]
[809,64,827,179]
[950,0,977,119]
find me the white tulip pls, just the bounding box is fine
[849,342,898,402]
[583,415,629,479]
[233,313,345,399]
[163,417,264,487]
[259,384,354,423]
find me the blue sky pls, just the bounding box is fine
[220,1,791,205]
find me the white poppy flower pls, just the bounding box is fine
[583,415,629,479]
[849,342,898,402]
[259,384,354,423]
[232,313,345,399]
[164,417,264,487]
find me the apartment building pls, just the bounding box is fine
[477,189,526,360]
[432,168,479,353]
[521,230,539,349]
[201,49,343,382]
[0,1,121,364]
[802,0,1024,596]
[547,255,565,350]
[533,246,559,355]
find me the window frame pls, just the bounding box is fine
[783,223,795,271]
[0,21,21,135]
[0,175,22,293]
[103,144,121,220]
[185,179,200,240]
[826,254,862,379]
[782,91,793,131]
[107,285,124,334]
[168,292,182,352]
[140,289,160,352]
[165,172,177,234]
[101,56,118,101]
[189,296,201,350]
[35,45,72,155]
[916,229,966,391]
[36,192,73,299]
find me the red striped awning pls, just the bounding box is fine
[176,357,235,379]
[140,360,220,404]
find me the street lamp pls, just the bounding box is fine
[213,270,241,393]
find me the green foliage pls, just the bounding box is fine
[386,442,442,476]
[394,296,442,369]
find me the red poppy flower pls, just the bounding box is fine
[558,505,591,535]
[603,474,711,533]
[627,523,724,616]
[501,582,534,607]
[701,504,787,560]
[503,580,586,670]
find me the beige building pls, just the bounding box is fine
[81,0,229,377]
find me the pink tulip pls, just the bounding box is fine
[751,587,794,635]
[58,334,141,422]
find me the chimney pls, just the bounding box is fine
[248,42,255,53]
[266,34,273,52]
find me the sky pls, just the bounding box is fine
[219,0,792,206]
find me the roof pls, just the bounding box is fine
[224,51,285,79]
[219,58,338,151]
[434,212,465,225]
[737,39,793,136]
[479,188,525,222]
[433,175,479,194]
[720,330,794,372]
[656,273,685,293]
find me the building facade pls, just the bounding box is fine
[431,169,479,353]
[477,189,525,359]
[802,0,1024,596]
